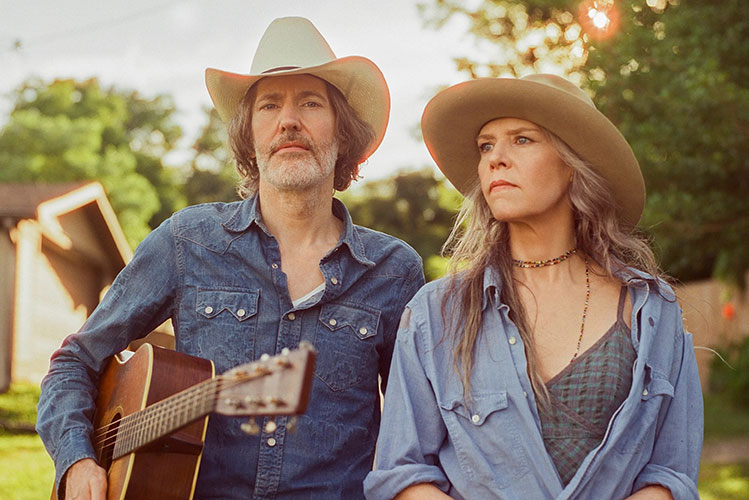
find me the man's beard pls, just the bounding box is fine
[256,131,339,191]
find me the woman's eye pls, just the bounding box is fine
[303,101,321,108]
[516,136,531,145]
[259,103,277,111]
[478,142,493,153]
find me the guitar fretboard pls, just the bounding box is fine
[96,377,221,460]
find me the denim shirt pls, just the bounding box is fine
[364,267,703,500]
[37,195,425,499]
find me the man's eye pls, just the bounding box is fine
[516,136,531,144]
[303,101,321,108]
[478,142,493,153]
[259,103,277,111]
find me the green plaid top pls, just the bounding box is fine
[539,286,635,486]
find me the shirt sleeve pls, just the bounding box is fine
[36,218,180,493]
[364,303,451,500]
[378,257,425,393]
[632,319,703,500]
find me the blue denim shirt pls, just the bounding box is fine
[37,195,425,499]
[364,267,703,500]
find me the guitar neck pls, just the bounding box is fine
[96,376,221,460]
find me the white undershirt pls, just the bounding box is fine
[292,282,326,309]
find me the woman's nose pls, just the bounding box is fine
[488,144,509,170]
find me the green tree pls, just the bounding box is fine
[340,169,462,280]
[183,107,240,205]
[420,0,749,284]
[0,78,186,247]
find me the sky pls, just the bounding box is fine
[0,0,480,183]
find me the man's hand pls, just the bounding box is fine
[63,458,107,500]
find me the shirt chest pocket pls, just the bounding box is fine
[314,303,380,391]
[192,288,260,369]
[439,391,530,488]
[615,362,675,454]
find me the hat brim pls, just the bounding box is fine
[205,56,390,160]
[421,78,645,230]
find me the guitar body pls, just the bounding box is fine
[52,344,214,500]
[49,342,315,500]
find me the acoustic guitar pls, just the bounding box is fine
[51,342,316,500]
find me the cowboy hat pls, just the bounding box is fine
[421,74,645,230]
[205,16,390,160]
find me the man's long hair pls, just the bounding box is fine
[227,77,375,198]
[441,128,662,406]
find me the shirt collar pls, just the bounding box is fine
[219,194,375,268]
[479,262,669,310]
[482,266,504,311]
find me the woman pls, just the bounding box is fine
[364,75,703,500]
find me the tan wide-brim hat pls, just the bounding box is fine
[206,16,390,160]
[421,74,645,230]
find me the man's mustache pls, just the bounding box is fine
[270,132,314,154]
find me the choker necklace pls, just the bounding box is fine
[512,248,577,268]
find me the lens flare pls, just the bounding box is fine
[579,0,619,40]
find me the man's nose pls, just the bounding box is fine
[279,105,302,132]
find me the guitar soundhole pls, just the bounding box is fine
[98,412,120,471]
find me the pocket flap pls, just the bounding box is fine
[642,364,675,400]
[440,391,509,425]
[319,303,379,340]
[197,288,259,322]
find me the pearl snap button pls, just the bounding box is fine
[204,306,213,314]
[237,309,246,317]
[330,277,339,285]
[267,437,276,447]
[271,263,279,269]
[359,327,367,335]
[471,414,480,423]
[329,318,337,326]
[509,336,517,345]
[288,313,296,320]
[642,389,649,396]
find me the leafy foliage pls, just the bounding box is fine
[710,336,749,409]
[0,78,186,247]
[340,169,461,280]
[419,0,749,284]
[183,107,241,205]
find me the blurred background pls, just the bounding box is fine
[0,1,747,498]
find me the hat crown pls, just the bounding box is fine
[250,17,337,74]
[522,73,595,108]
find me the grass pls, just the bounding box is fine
[2,382,749,499]
[0,434,54,500]
[0,383,54,499]
[698,462,749,500]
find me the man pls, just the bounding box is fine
[37,17,424,499]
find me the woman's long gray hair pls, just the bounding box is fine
[441,128,661,405]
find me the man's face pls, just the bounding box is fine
[251,74,338,192]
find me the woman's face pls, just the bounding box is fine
[476,117,573,225]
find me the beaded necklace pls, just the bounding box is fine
[512,248,577,268]
[571,258,590,363]
[512,249,590,363]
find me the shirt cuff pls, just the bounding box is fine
[364,464,450,500]
[633,463,699,500]
[53,429,98,494]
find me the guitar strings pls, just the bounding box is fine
[93,374,236,446]
[93,374,254,456]
[93,378,218,455]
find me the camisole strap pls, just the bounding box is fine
[616,285,629,324]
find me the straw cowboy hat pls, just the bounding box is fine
[205,16,390,160]
[421,74,645,230]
